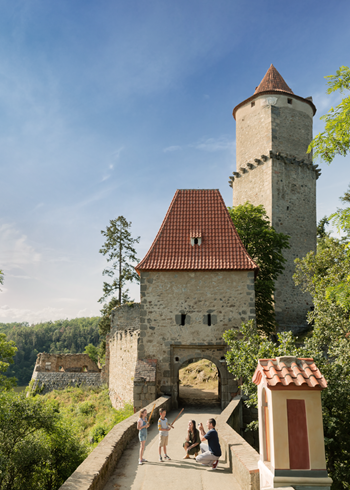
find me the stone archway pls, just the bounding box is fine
[177,356,221,407]
[169,345,238,410]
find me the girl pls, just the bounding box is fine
[183,420,200,459]
[137,408,150,465]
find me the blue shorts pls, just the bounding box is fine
[139,429,147,442]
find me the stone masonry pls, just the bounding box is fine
[138,270,255,408]
[31,353,102,394]
[231,66,318,333]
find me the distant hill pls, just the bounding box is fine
[0,317,101,385]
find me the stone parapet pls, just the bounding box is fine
[217,396,260,490]
[59,396,171,490]
[32,372,102,394]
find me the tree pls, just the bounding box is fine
[0,391,86,490]
[0,269,3,287]
[84,343,98,365]
[98,217,140,336]
[308,66,350,164]
[0,333,17,390]
[228,203,290,335]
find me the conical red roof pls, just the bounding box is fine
[254,64,293,95]
[136,189,258,272]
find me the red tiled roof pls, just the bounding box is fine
[252,356,327,390]
[136,189,258,273]
[254,64,293,95]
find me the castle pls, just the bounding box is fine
[105,65,319,411]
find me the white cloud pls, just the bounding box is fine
[112,147,124,160]
[0,305,66,324]
[191,135,235,152]
[6,274,31,279]
[163,145,181,153]
[0,223,41,269]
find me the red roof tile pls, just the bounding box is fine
[136,189,258,273]
[254,64,293,95]
[252,356,327,390]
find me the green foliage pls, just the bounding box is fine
[0,317,100,386]
[43,386,133,449]
[98,216,140,340]
[308,66,350,164]
[224,317,350,488]
[84,343,99,364]
[223,321,301,409]
[228,203,290,335]
[0,391,87,490]
[0,269,3,287]
[0,333,17,391]
[99,216,140,305]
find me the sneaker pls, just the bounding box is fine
[142,459,148,462]
[164,454,171,460]
[138,460,143,465]
[159,456,163,462]
[211,460,219,470]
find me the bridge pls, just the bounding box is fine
[59,356,332,490]
[59,397,258,490]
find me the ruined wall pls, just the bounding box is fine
[31,353,102,394]
[139,269,255,408]
[108,303,141,409]
[34,352,100,373]
[232,94,317,332]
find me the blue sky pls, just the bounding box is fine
[1,0,349,323]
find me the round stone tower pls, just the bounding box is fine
[230,65,320,333]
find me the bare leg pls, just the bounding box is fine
[139,440,145,461]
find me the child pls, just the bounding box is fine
[158,408,172,461]
[137,408,150,465]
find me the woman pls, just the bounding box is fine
[183,420,200,459]
[137,408,150,465]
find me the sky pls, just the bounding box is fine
[1,0,350,324]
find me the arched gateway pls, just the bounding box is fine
[106,189,258,411]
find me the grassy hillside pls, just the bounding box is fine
[42,385,133,450]
[1,317,101,385]
[179,359,218,391]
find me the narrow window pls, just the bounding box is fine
[251,101,255,107]
[194,238,198,245]
[181,314,186,326]
[207,314,212,326]
[287,98,292,105]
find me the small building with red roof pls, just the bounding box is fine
[252,356,332,489]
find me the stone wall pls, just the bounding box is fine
[217,397,260,490]
[232,93,317,333]
[59,396,172,490]
[30,353,102,394]
[34,353,100,373]
[108,304,141,409]
[139,269,255,408]
[31,371,102,394]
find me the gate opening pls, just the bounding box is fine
[178,359,220,407]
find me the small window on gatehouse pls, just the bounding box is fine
[287,98,292,105]
[207,314,212,326]
[181,314,186,326]
[251,101,255,107]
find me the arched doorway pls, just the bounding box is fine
[170,346,238,409]
[178,358,220,407]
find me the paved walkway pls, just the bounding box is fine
[104,407,242,490]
